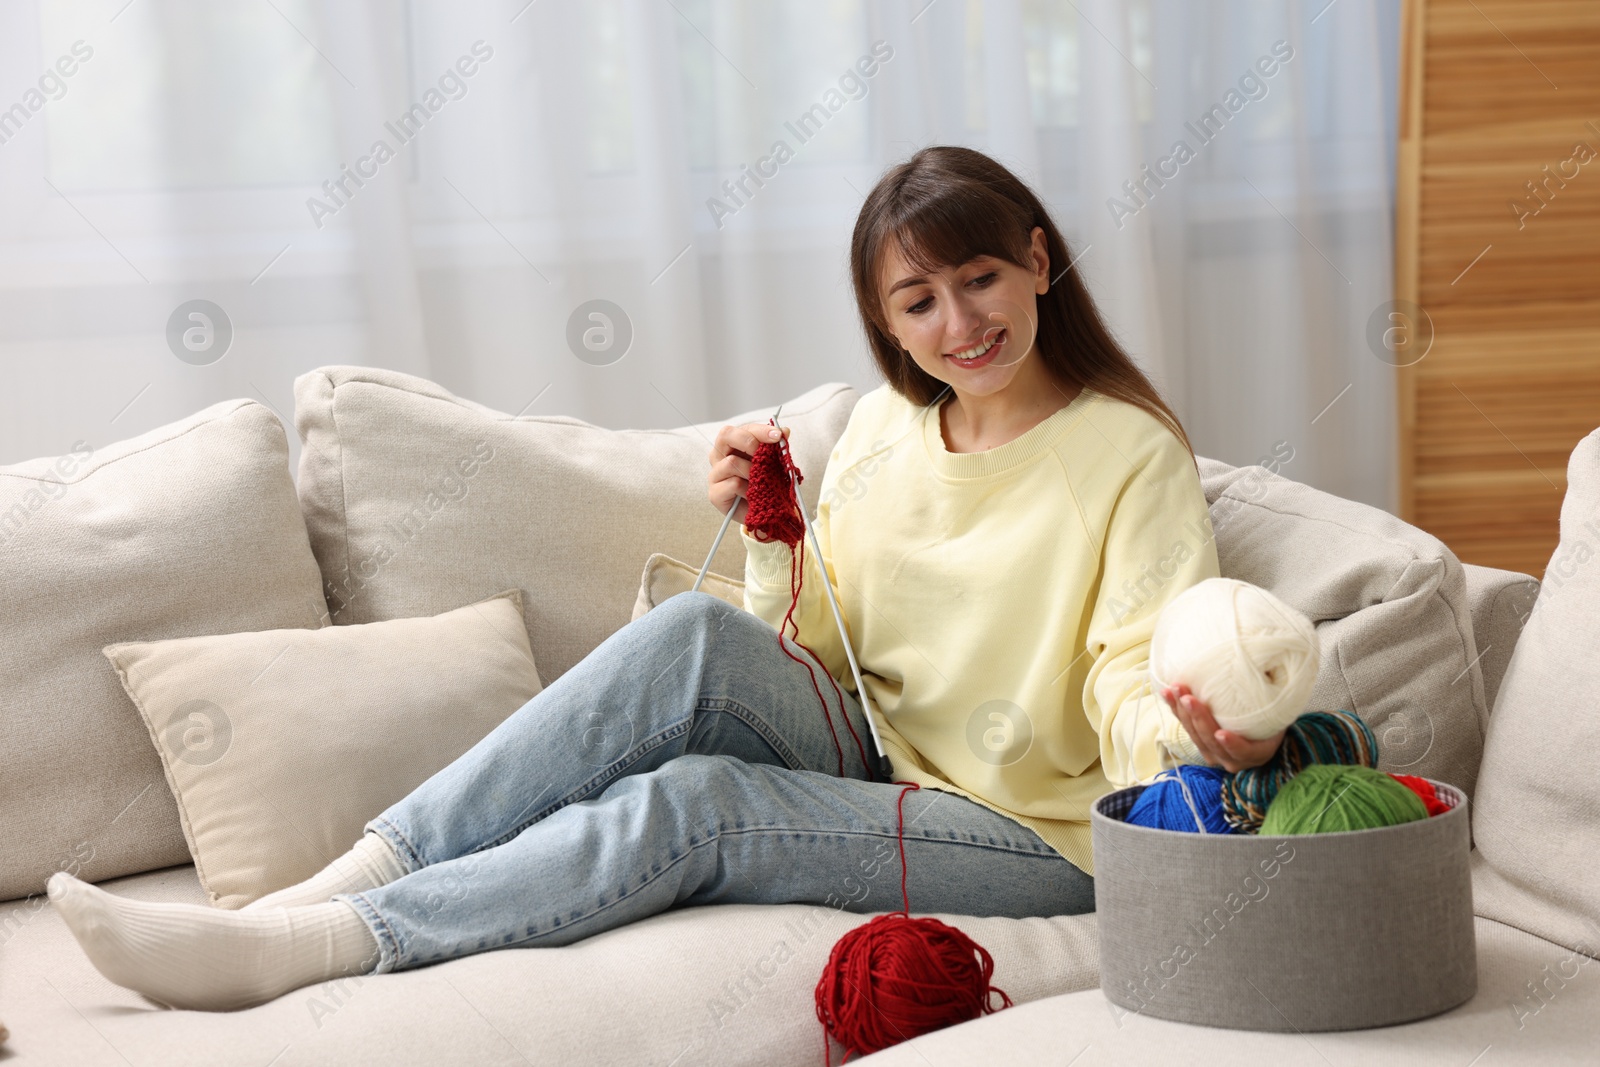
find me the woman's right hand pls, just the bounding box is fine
[708,421,791,525]
[1158,683,1285,773]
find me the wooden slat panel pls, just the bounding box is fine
[1414,473,1564,577]
[1414,371,1599,475]
[1396,0,1600,578]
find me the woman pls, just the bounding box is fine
[48,145,1285,1012]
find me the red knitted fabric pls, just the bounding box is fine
[744,437,806,548]
[1389,773,1452,817]
[743,428,870,778]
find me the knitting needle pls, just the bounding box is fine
[691,404,782,595]
[771,411,897,782]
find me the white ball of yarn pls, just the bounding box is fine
[1148,577,1319,741]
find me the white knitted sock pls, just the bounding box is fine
[47,872,380,1011]
[244,831,409,910]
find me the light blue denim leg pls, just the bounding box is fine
[338,755,1094,974]
[363,591,878,873]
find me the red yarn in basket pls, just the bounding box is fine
[1389,773,1452,817]
[813,783,1014,1063]
[745,427,870,778]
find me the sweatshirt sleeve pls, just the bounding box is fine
[740,437,853,689]
[1081,434,1220,788]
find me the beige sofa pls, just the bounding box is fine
[1,367,1592,1066]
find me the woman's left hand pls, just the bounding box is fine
[1158,683,1284,772]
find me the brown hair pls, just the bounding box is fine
[848,145,1195,463]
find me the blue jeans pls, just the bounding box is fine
[337,591,1095,974]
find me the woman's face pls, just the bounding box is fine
[877,225,1051,399]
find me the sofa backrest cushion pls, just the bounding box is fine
[1194,456,1487,801]
[1470,428,1600,956]
[293,366,858,682]
[0,402,328,903]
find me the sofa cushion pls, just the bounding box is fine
[856,916,1599,1065]
[294,367,857,683]
[102,590,542,909]
[1194,456,1486,800]
[632,552,744,621]
[0,402,328,904]
[3,862,1098,1066]
[1470,428,1600,957]
[1461,562,1540,714]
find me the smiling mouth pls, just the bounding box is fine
[945,328,1006,363]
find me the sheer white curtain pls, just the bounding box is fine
[0,0,1400,508]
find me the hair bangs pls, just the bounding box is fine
[878,187,1033,295]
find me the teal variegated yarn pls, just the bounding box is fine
[1260,764,1428,835]
[1220,709,1379,833]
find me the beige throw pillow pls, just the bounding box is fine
[0,400,328,903]
[631,552,744,621]
[293,366,857,685]
[1470,428,1600,955]
[103,590,542,909]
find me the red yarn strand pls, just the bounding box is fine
[744,426,872,779]
[745,425,1011,1063]
[894,782,919,916]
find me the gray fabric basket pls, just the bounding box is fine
[1091,777,1476,1031]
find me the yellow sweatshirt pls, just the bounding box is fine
[740,382,1219,876]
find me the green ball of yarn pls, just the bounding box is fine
[1260,764,1429,835]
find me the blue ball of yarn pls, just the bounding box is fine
[1125,765,1235,834]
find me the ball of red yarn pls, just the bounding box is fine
[1389,773,1452,817]
[814,912,1012,1061]
[744,437,806,548]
